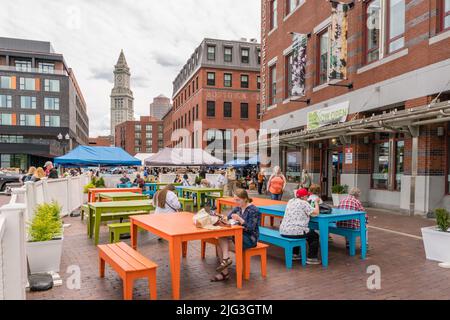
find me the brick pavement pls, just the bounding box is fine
[20,195,449,300]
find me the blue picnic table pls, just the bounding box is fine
[256,204,367,268]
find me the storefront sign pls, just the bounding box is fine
[291,33,308,97]
[307,101,349,130]
[329,2,349,80]
[345,147,353,164]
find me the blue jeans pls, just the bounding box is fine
[271,193,282,201]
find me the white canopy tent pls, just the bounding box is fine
[134,153,155,166]
[144,148,224,166]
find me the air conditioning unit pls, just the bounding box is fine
[240,37,248,42]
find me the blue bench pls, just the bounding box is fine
[309,222,361,256]
[258,227,307,269]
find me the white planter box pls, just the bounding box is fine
[27,237,63,274]
[332,194,348,207]
[421,226,450,263]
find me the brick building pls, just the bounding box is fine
[164,38,261,162]
[115,116,164,155]
[0,37,89,170]
[260,0,450,215]
[89,136,112,147]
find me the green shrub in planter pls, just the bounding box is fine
[83,182,96,194]
[28,202,63,242]
[95,177,106,188]
[435,208,450,232]
[331,184,348,194]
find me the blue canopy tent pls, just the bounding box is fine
[224,155,260,167]
[54,146,141,167]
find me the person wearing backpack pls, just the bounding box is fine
[267,166,286,201]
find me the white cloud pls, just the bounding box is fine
[0,0,261,136]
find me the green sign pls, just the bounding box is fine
[307,101,349,130]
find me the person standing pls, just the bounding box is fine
[300,169,312,189]
[267,166,286,201]
[225,166,237,196]
[257,169,265,195]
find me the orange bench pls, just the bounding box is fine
[201,239,268,280]
[98,242,158,300]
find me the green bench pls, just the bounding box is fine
[87,210,149,238]
[178,198,194,212]
[108,222,131,243]
[81,204,89,221]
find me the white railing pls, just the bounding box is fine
[0,204,27,300]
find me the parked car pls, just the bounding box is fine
[0,171,23,194]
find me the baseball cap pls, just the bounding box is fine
[296,188,310,198]
[44,161,53,168]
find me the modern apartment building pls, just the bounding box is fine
[260,0,450,215]
[164,38,261,162]
[115,116,164,155]
[149,94,172,120]
[0,37,89,170]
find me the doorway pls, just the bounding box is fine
[320,145,343,199]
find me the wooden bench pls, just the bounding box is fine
[178,198,194,212]
[98,242,158,300]
[200,238,268,280]
[258,227,307,269]
[108,222,131,243]
[309,222,361,256]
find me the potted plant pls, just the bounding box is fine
[331,184,349,206]
[422,208,450,263]
[26,202,64,274]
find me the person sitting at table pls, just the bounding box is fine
[120,173,130,184]
[211,189,260,282]
[153,184,181,214]
[181,174,190,187]
[307,184,323,206]
[279,188,321,265]
[133,174,145,188]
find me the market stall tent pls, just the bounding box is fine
[54,146,141,167]
[144,148,224,166]
[134,153,155,166]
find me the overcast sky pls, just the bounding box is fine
[0,0,261,137]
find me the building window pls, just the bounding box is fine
[196,105,199,119]
[135,147,141,153]
[207,45,216,60]
[240,103,249,119]
[269,65,277,105]
[146,139,153,148]
[257,49,261,64]
[257,76,261,89]
[38,62,55,74]
[372,133,390,190]
[224,102,232,118]
[286,0,303,15]
[224,73,232,87]
[15,60,31,72]
[207,72,216,86]
[224,47,233,62]
[0,95,12,108]
[158,132,163,139]
[395,140,404,191]
[443,0,450,30]
[0,76,14,89]
[241,75,249,88]
[257,104,261,120]
[19,78,36,90]
[44,97,60,110]
[20,96,36,109]
[44,79,60,92]
[19,114,37,126]
[387,0,405,53]
[286,151,302,183]
[159,125,163,132]
[207,101,215,117]
[241,48,250,63]
[318,29,330,85]
[270,0,278,30]
[365,0,381,63]
[146,132,153,139]
[135,124,141,132]
[44,115,60,127]
[0,114,12,125]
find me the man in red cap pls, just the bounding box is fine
[279,188,321,264]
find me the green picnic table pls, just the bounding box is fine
[98,192,148,202]
[181,187,224,211]
[88,200,154,245]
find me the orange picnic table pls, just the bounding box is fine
[216,197,287,226]
[130,212,244,300]
[88,187,142,202]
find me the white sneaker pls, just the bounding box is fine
[306,258,321,265]
[292,254,302,261]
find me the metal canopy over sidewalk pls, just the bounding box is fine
[258,100,450,147]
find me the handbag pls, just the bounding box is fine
[319,203,333,215]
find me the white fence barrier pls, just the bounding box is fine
[206,174,221,187]
[0,204,27,300]
[101,174,137,188]
[159,174,176,184]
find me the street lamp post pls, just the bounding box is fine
[57,133,71,155]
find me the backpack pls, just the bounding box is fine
[319,203,333,215]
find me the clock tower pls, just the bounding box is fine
[110,50,134,138]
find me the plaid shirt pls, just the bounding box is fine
[337,195,367,229]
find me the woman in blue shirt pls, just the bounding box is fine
[211,189,261,282]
